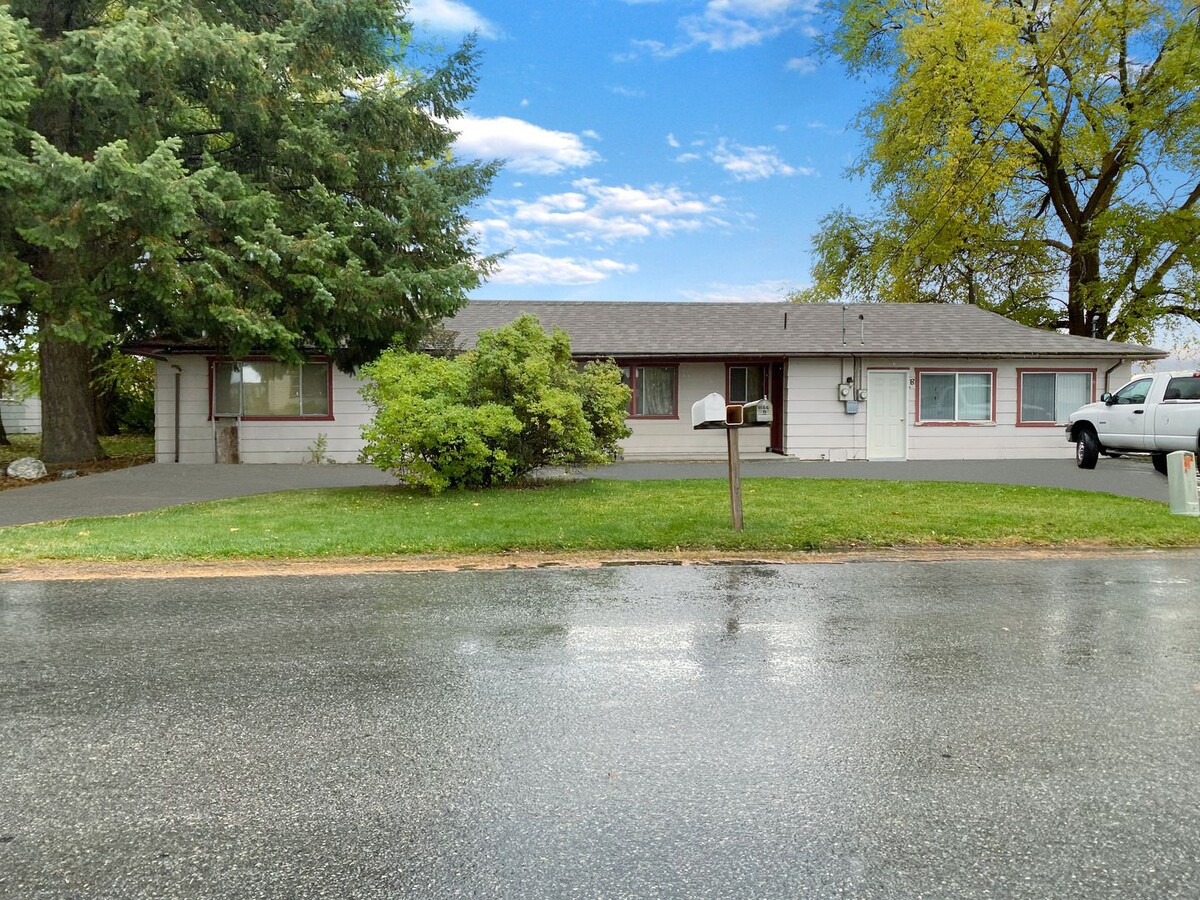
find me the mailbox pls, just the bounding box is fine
[743,397,773,425]
[692,392,729,430]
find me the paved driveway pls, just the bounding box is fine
[0,463,398,527]
[0,456,1172,527]
[2,560,1198,898]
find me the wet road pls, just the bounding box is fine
[2,558,1199,899]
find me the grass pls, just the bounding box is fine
[0,478,1197,562]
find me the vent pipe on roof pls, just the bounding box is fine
[859,313,865,345]
[784,312,788,330]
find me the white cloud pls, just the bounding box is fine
[628,0,820,57]
[490,253,638,286]
[785,56,818,74]
[711,139,812,180]
[479,179,726,248]
[452,115,600,174]
[678,279,804,302]
[408,0,499,38]
[666,133,681,148]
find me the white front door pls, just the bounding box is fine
[867,370,907,460]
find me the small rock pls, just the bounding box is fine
[59,469,78,479]
[7,457,47,480]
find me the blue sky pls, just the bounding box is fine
[408,0,875,303]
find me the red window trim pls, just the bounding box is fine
[915,368,997,426]
[1015,368,1097,427]
[208,356,335,422]
[617,361,680,419]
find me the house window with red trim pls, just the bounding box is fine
[918,371,993,422]
[728,365,767,403]
[212,360,331,418]
[1019,371,1093,423]
[619,365,677,417]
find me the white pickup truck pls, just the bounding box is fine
[1067,371,1200,473]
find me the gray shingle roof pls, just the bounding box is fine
[441,301,1166,360]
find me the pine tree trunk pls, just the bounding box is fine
[39,332,105,464]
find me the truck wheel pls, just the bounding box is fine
[1152,452,1168,476]
[1076,428,1100,469]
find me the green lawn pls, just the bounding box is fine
[1,478,1196,561]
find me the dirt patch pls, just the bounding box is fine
[2,546,1190,582]
[0,454,154,492]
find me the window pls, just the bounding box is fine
[1019,371,1093,423]
[918,371,993,422]
[1111,378,1151,405]
[619,365,677,417]
[1163,375,1200,401]
[728,365,767,403]
[212,360,331,418]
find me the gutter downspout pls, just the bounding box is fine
[173,365,182,463]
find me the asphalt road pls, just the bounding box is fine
[0,455,1176,527]
[2,558,1198,898]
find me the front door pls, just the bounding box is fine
[769,362,784,453]
[867,370,907,460]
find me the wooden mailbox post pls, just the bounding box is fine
[692,393,772,531]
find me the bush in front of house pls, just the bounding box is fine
[359,315,632,492]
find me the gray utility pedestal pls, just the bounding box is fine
[1167,450,1199,516]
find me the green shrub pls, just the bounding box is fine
[359,315,632,492]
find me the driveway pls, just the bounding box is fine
[2,560,1198,898]
[0,463,398,527]
[0,455,1173,527]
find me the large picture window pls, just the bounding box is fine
[1019,371,1093,424]
[212,360,331,418]
[619,365,677,417]
[918,371,993,423]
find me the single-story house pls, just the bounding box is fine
[137,301,1166,464]
[0,391,41,435]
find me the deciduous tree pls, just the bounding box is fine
[799,0,1200,343]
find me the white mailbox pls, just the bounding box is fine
[692,392,728,430]
[744,397,773,425]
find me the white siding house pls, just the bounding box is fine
[138,301,1163,464]
[0,392,41,435]
[150,354,372,464]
